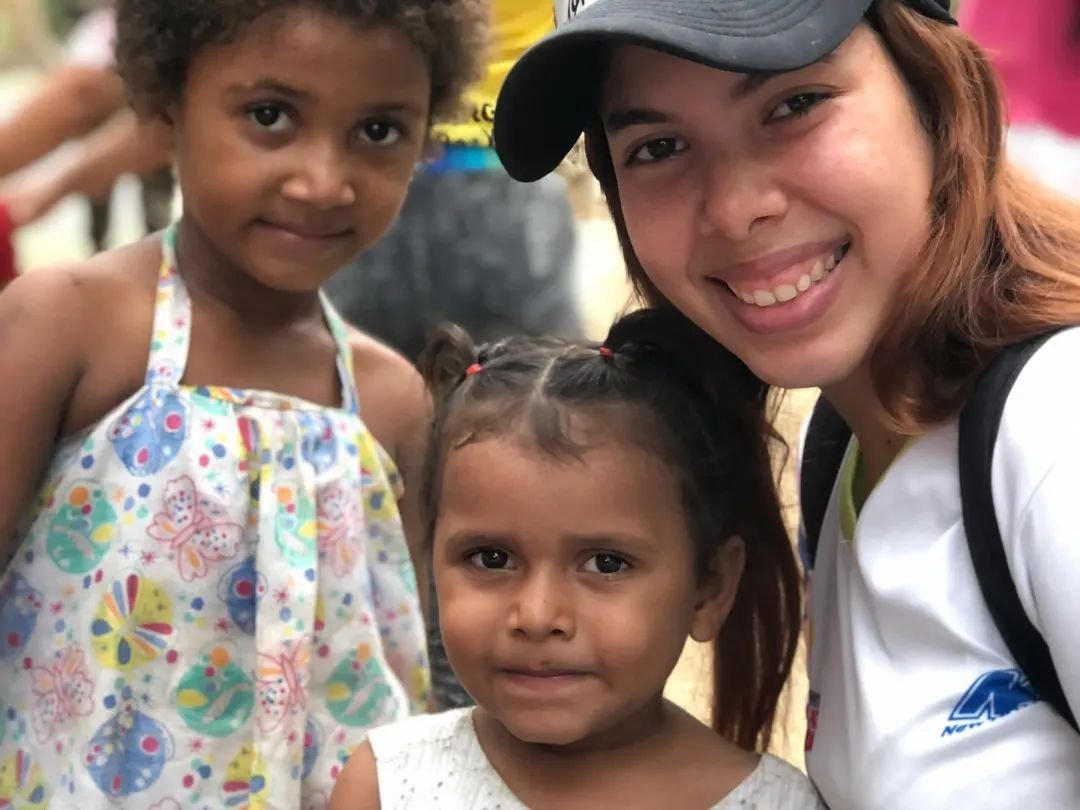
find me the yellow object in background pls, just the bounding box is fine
[432,0,553,148]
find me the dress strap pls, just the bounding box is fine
[145,223,192,387]
[320,291,361,415]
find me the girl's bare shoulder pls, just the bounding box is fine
[347,327,429,458]
[13,235,165,436]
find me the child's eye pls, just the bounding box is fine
[248,103,294,132]
[766,92,832,123]
[356,120,404,146]
[627,136,687,166]
[466,548,514,570]
[582,553,630,576]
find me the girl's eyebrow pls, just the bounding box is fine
[228,78,311,101]
[565,532,659,554]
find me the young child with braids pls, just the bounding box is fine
[331,309,822,808]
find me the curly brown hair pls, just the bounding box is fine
[115,0,489,123]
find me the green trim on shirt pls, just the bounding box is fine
[838,439,861,542]
[838,437,914,542]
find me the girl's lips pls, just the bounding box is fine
[251,220,354,258]
[258,219,352,240]
[498,669,590,694]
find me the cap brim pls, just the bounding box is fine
[495,0,872,182]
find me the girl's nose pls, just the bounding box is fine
[280,139,357,209]
[508,569,576,641]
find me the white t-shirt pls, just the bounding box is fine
[368,708,824,809]
[805,327,1080,808]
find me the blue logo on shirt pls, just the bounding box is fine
[941,668,1040,736]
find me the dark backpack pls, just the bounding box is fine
[799,333,1078,733]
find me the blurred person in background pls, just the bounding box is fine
[961,0,1080,197]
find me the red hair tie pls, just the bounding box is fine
[598,346,615,360]
[465,363,483,377]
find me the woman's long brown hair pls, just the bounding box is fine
[588,0,1080,434]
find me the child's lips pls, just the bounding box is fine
[497,666,592,692]
[253,219,355,257]
[503,668,587,677]
[257,218,353,241]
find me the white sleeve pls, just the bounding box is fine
[991,327,1080,719]
[795,406,814,573]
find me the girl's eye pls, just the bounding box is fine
[467,548,514,570]
[766,92,831,123]
[582,553,630,576]
[357,120,404,146]
[248,104,294,132]
[627,136,687,165]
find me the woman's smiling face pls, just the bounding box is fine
[600,25,935,389]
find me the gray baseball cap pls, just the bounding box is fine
[494,0,955,182]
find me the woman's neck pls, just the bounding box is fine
[175,216,323,331]
[821,365,906,492]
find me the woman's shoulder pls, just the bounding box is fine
[995,326,1080,464]
[716,754,825,809]
[1003,326,1080,407]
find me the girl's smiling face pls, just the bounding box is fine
[601,25,935,390]
[168,8,431,292]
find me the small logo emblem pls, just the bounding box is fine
[941,669,1039,737]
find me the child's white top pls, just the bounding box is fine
[805,327,1080,808]
[367,708,824,809]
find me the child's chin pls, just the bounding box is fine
[496,712,592,748]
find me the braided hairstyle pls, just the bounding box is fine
[418,307,801,753]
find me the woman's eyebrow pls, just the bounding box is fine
[604,52,839,132]
[602,107,672,133]
[731,52,836,100]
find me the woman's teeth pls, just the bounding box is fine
[733,244,847,307]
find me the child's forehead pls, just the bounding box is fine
[210,7,402,57]
[435,433,692,558]
[184,10,431,106]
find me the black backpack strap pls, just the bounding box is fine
[959,331,1078,732]
[799,396,853,571]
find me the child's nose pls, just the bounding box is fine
[508,570,576,641]
[280,140,357,209]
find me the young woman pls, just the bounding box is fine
[493,0,1080,806]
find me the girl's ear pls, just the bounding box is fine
[689,536,746,643]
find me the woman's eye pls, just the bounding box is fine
[583,553,630,576]
[627,137,686,165]
[357,120,404,146]
[467,548,513,570]
[766,92,831,123]
[248,104,294,132]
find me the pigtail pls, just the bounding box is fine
[603,307,767,406]
[604,308,801,753]
[419,323,479,402]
